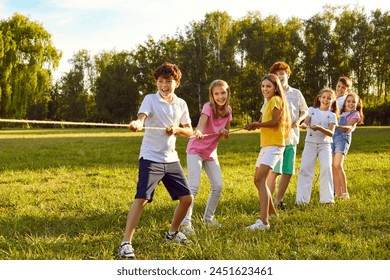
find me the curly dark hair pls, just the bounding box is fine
[154,62,182,86]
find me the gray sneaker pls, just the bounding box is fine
[165,231,191,244]
[119,242,135,259]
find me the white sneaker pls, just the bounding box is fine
[246,219,270,230]
[203,218,222,228]
[181,224,195,235]
[119,242,135,259]
[165,231,191,244]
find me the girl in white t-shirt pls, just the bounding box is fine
[296,88,339,204]
[181,80,232,234]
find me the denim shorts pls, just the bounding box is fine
[135,158,191,202]
[332,132,351,156]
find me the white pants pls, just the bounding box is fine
[296,142,334,204]
[182,153,223,225]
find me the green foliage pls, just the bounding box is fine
[0,127,388,260]
[0,13,61,118]
[1,6,389,124]
[363,103,390,125]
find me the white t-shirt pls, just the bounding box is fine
[336,95,347,110]
[285,86,308,145]
[305,107,337,144]
[138,92,191,163]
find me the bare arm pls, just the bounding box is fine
[220,121,231,140]
[128,113,147,131]
[193,113,208,139]
[166,123,193,138]
[299,116,311,130]
[310,123,336,137]
[336,118,359,132]
[293,109,308,128]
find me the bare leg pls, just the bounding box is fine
[254,164,274,225]
[274,174,292,205]
[267,172,279,196]
[123,198,148,243]
[169,195,193,232]
[332,153,345,196]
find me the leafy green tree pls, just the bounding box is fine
[0,13,61,118]
[56,50,92,121]
[94,51,140,123]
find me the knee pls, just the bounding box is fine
[180,195,193,206]
[332,162,343,170]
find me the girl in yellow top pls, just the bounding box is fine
[244,74,290,230]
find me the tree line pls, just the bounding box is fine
[0,5,389,126]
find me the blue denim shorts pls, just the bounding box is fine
[135,158,191,202]
[332,132,351,156]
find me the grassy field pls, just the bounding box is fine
[0,126,389,260]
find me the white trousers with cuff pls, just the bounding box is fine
[296,142,334,204]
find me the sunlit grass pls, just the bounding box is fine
[0,127,389,260]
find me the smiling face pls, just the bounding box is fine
[275,70,289,89]
[261,78,277,100]
[212,85,228,108]
[319,90,334,110]
[336,81,349,98]
[344,95,358,112]
[156,76,177,101]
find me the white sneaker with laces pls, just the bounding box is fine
[165,231,191,244]
[246,219,270,230]
[119,242,135,259]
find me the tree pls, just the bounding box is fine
[56,50,92,121]
[94,51,140,123]
[0,13,61,118]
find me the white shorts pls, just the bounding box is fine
[255,146,284,168]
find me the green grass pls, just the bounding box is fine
[0,127,389,260]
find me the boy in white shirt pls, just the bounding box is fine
[119,62,193,259]
[335,76,352,110]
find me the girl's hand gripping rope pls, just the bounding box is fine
[194,129,204,139]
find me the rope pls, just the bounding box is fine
[0,118,245,136]
[0,118,165,130]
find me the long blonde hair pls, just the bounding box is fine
[209,79,231,118]
[262,74,291,140]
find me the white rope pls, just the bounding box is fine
[0,118,166,130]
[0,118,129,128]
[188,127,245,138]
[0,118,245,136]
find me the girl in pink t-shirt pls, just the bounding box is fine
[181,80,232,234]
[332,92,364,199]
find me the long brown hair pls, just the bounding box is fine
[342,92,364,124]
[313,87,340,120]
[261,74,291,140]
[209,79,231,118]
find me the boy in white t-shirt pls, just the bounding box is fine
[335,76,352,109]
[119,62,193,259]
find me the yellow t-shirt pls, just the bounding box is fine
[260,96,285,147]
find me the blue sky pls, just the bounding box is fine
[1,0,389,79]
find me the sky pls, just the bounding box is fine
[1,0,389,80]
